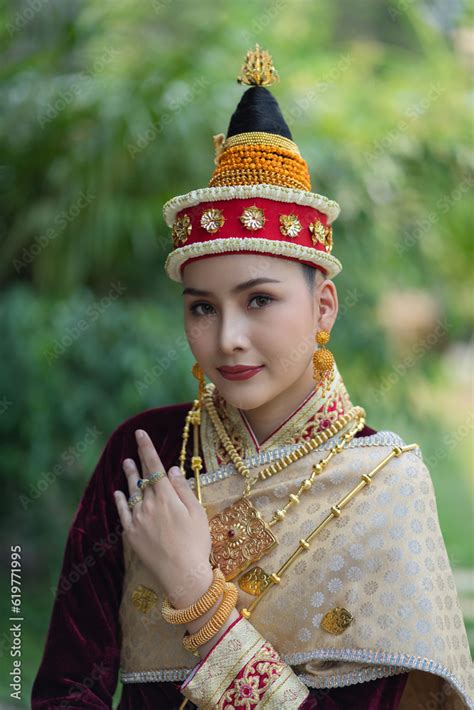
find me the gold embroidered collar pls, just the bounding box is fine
[200,362,353,473]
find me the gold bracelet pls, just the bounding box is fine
[182,582,238,654]
[161,567,225,625]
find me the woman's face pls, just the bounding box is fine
[182,253,337,411]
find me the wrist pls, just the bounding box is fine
[166,564,214,610]
[165,565,241,659]
[190,605,240,659]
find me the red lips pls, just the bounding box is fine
[218,365,262,373]
[217,365,264,381]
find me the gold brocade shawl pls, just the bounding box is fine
[118,373,474,709]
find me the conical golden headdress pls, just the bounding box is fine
[163,45,341,283]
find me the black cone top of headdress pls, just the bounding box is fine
[208,44,310,189]
[226,86,293,140]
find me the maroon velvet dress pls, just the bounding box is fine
[31,402,409,708]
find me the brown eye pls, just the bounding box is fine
[189,302,215,316]
[249,295,273,309]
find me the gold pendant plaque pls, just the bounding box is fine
[131,585,158,614]
[209,497,278,580]
[320,607,353,635]
[238,566,273,596]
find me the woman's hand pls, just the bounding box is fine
[113,429,214,608]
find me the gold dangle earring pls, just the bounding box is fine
[192,362,206,407]
[178,362,206,504]
[312,330,335,397]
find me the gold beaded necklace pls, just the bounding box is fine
[179,385,367,581]
[239,443,419,609]
[203,388,364,497]
[177,392,419,632]
[205,400,366,580]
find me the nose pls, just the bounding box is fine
[218,308,249,354]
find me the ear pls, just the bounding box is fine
[315,279,338,333]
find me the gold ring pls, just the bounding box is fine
[128,492,144,509]
[149,471,166,484]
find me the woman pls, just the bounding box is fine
[32,46,473,709]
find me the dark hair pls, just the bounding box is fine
[300,263,323,293]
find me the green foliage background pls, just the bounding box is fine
[1,0,473,705]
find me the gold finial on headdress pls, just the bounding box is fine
[237,44,280,87]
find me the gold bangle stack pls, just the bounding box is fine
[182,582,239,654]
[161,566,225,625]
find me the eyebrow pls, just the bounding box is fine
[182,277,282,297]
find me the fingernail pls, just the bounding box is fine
[136,430,145,440]
[169,467,182,477]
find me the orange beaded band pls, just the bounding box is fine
[182,582,239,654]
[214,145,309,174]
[209,143,311,191]
[209,169,310,190]
[222,142,306,160]
[161,567,225,625]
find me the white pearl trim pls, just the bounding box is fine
[164,236,342,282]
[162,184,341,226]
